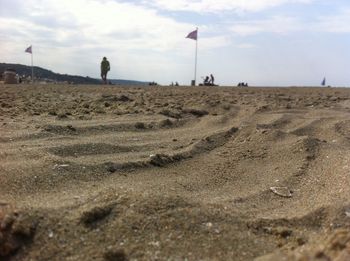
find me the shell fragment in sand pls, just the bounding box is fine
[270,186,293,198]
[53,164,70,170]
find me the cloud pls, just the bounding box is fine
[315,9,350,33]
[228,9,350,36]
[0,0,230,52]
[236,43,256,49]
[229,16,302,35]
[149,0,314,13]
[199,35,231,49]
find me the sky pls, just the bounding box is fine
[1,0,350,86]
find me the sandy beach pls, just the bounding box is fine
[1,84,350,260]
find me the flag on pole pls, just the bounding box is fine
[25,45,32,54]
[186,28,199,86]
[186,29,198,41]
[25,45,34,83]
[321,77,326,86]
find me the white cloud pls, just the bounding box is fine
[228,9,350,36]
[230,16,302,35]
[236,43,256,49]
[200,36,231,49]
[149,0,313,13]
[0,0,231,52]
[315,9,350,33]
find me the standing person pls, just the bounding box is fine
[210,74,215,85]
[100,57,110,84]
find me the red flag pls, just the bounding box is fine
[25,45,32,54]
[186,29,197,40]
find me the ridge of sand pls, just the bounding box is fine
[1,85,350,260]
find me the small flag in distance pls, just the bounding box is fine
[25,45,32,54]
[186,29,198,40]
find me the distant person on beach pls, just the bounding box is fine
[237,82,248,87]
[100,57,110,84]
[204,76,210,85]
[210,74,215,85]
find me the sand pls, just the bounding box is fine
[0,84,350,260]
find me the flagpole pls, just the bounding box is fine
[186,28,198,86]
[194,27,198,86]
[31,46,34,84]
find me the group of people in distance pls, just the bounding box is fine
[201,74,215,86]
[170,82,179,86]
[237,82,249,87]
[101,58,220,87]
[101,58,250,88]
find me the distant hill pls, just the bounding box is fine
[108,79,149,86]
[0,63,148,85]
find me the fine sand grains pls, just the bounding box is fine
[1,84,350,260]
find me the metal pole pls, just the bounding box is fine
[194,27,198,86]
[31,48,34,84]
